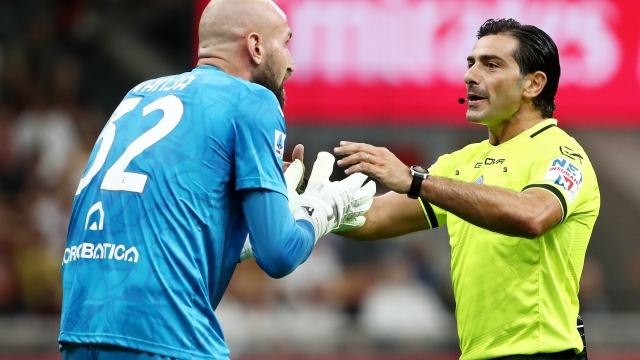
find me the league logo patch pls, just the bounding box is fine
[543,158,583,203]
[274,130,286,159]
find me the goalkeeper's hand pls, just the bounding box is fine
[293,172,375,243]
[239,152,335,262]
[284,159,305,212]
[239,158,306,263]
[331,178,376,233]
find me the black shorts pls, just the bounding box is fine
[493,349,577,360]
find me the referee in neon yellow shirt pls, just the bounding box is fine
[335,19,599,360]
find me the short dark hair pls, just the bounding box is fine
[477,18,560,118]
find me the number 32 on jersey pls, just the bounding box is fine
[76,95,184,195]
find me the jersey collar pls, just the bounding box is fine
[523,118,558,138]
[194,65,223,72]
[489,118,559,147]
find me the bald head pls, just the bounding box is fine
[198,0,287,59]
[197,0,295,108]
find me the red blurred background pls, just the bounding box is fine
[196,0,640,127]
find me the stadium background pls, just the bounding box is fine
[1,0,640,359]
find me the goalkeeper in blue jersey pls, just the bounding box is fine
[58,0,375,359]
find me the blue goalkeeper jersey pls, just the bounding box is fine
[59,66,310,359]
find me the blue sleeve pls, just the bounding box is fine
[233,88,287,195]
[239,188,315,278]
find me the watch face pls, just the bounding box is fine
[413,166,427,173]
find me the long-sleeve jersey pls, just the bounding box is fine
[59,66,315,360]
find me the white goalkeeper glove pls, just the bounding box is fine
[239,152,336,262]
[239,234,254,263]
[332,179,376,233]
[284,159,305,212]
[293,172,375,243]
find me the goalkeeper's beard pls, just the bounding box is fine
[251,54,287,109]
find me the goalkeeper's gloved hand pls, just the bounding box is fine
[239,234,253,263]
[239,158,306,263]
[239,152,335,262]
[284,159,305,212]
[293,172,375,243]
[331,179,376,233]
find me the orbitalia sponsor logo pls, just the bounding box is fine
[62,242,139,264]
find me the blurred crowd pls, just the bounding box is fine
[217,230,459,354]
[0,0,617,355]
[0,0,98,315]
[0,0,191,315]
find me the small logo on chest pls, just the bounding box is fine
[474,158,506,168]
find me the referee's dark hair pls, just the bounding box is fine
[477,18,560,119]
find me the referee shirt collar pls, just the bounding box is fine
[524,118,559,139]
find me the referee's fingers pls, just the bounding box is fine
[343,161,374,176]
[338,151,372,167]
[334,141,377,156]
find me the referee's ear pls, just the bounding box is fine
[522,71,547,100]
[246,32,264,66]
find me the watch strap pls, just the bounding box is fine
[408,166,428,199]
[407,174,423,199]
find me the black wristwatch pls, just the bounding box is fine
[408,165,429,199]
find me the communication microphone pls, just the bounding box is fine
[458,98,467,104]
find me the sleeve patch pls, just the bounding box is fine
[542,158,582,203]
[274,130,286,159]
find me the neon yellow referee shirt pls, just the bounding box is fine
[420,119,600,359]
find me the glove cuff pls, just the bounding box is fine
[239,235,254,262]
[294,197,334,243]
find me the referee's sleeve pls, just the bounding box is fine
[522,183,568,223]
[524,156,586,224]
[417,155,450,228]
[418,198,443,229]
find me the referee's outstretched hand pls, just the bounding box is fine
[334,141,412,195]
